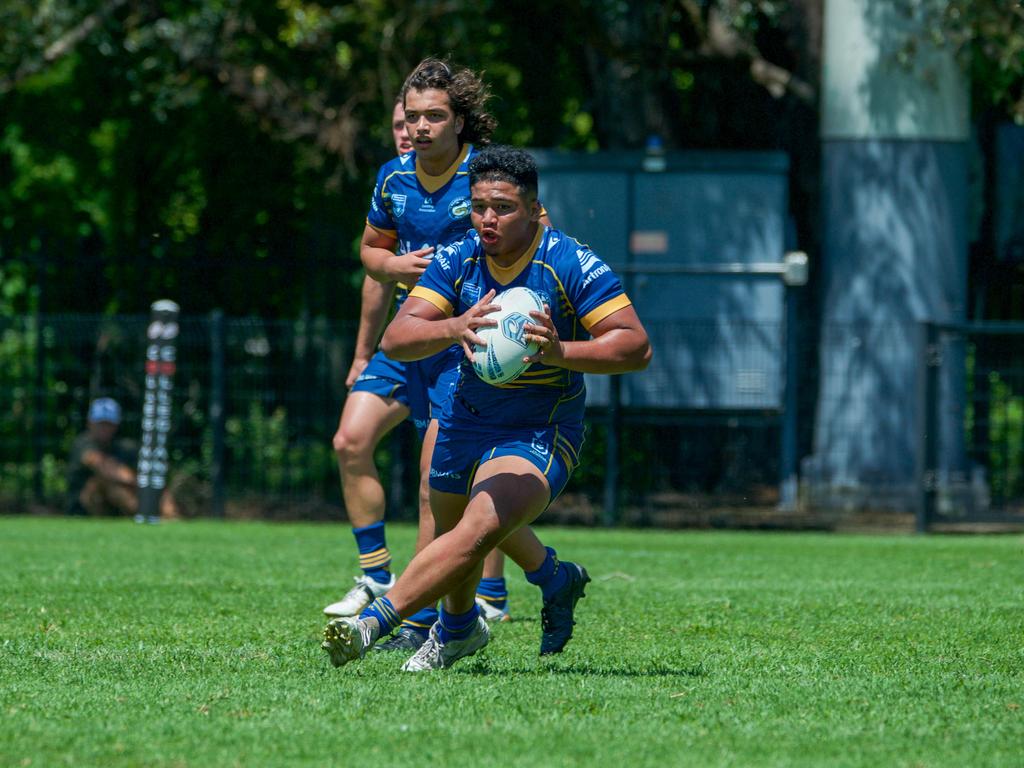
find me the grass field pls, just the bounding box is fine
[1,517,1022,767]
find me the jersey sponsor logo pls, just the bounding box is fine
[448,196,470,219]
[392,193,407,218]
[434,244,455,271]
[501,312,531,349]
[430,467,462,480]
[460,283,481,306]
[419,196,436,213]
[576,247,600,274]
[582,263,611,287]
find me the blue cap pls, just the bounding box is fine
[88,397,122,424]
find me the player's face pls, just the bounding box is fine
[391,101,413,155]
[404,88,463,163]
[471,180,540,261]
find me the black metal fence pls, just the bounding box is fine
[0,312,787,523]
[0,313,355,515]
[6,313,1024,528]
[918,321,1024,529]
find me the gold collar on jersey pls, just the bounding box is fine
[416,144,470,194]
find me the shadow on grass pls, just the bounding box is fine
[454,658,708,678]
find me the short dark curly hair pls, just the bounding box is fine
[468,145,538,198]
[401,57,496,147]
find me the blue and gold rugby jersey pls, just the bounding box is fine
[409,225,632,429]
[366,144,477,307]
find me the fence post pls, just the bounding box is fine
[778,287,799,511]
[31,244,47,504]
[210,309,226,518]
[779,252,807,511]
[602,375,621,526]
[916,322,940,533]
[32,309,45,504]
[601,163,639,528]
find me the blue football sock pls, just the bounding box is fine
[437,604,480,643]
[401,605,438,636]
[476,577,508,610]
[525,547,569,600]
[359,596,401,637]
[352,521,391,584]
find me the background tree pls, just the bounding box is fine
[2,0,1022,319]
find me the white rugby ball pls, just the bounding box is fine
[472,286,544,385]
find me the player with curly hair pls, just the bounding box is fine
[322,145,651,671]
[324,58,566,653]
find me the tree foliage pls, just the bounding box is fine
[889,0,1024,124]
[0,0,1020,318]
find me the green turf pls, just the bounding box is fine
[1,517,1021,767]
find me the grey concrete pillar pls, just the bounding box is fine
[805,0,969,511]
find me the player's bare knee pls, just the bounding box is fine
[455,529,498,561]
[458,509,503,555]
[332,429,368,464]
[331,428,346,456]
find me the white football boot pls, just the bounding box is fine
[401,617,490,672]
[475,596,512,623]
[322,573,395,617]
[321,616,377,668]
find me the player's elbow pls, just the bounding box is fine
[378,329,402,359]
[359,248,389,283]
[379,327,415,361]
[613,328,651,372]
[636,338,653,370]
[628,336,653,372]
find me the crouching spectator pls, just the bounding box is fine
[66,397,139,517]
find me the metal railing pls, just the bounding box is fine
[918,321,1024,529]
[8,312,1024,527]
[0,312,790,523]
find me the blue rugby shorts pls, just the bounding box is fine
[428,420,583,507]
[406,347,462,436]
[350,350,410,407]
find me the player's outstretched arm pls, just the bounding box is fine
[525,305,652,374]
[382,291,499,362]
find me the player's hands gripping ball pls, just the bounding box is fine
[524,304,561,366]
[457,288,499,360]
[470,287,545,385]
